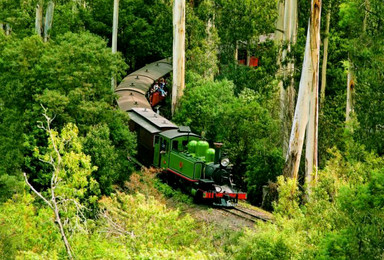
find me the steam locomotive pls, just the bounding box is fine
[115,58,246,207]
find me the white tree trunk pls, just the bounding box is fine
[281,0,290,68]
[111,0,119,90]
[287,0,298,77]
[284,0,321,190]
[204,17,217,79]
[305,0,322,194]
[275,0,285,42]
[282,0,298,66]
[172,0,186,116]
[278,0,298,155]
[320,0,331,107]
[285,0,298,155]
[5,23,11,35]
[43,1,55,42]
[35,1,43,36]
[284,28,312,180]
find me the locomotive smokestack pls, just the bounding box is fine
[213,142,223,164]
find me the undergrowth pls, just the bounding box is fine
[124,167,193,206]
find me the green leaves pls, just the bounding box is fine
[37,122,99,198]
[338,1,363,35]
[318,168,384,259]
[83,124,119,195]
[174,72,280,192]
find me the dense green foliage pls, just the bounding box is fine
[174,72,282,194]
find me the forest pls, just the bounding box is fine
[0,0,383,259]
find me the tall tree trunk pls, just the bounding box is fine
[305,0,322,195]
[278,0,297,155]
[246,52,251,66]
[275,0,285,42]
[286,0,298,154]
[5,23,11,35]
[276,0,286,153]
[346,66,355,123]
[320,0,331,108]
[204,17,217,79]
[283,28,312,181]
[43,1,55,42]
[234,40,239,61]
[35,1,43,36]
[172,0,186,116]
[345,0,365,126]
[111,0,119,90]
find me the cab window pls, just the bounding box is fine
[172,140,178,151]
[154,135,159,145]
[160,139,168,152]
[182,140,188,150]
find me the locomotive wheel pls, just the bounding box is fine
[157,170,167,182]
[193,190,203,204]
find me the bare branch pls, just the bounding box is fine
[37,120,47,131]
[100,210,135,238]
[23,172,53,209]
[38,157,54,166]
[25,109,76,259]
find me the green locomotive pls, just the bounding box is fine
[154,127,247,207]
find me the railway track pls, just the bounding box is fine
[221,205,274,223]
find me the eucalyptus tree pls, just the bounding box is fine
[284,0,322,192]
[275,0,298,155]
[320,0,332,108]
[43,1,54,41]
[172,0,186,116]
[111,0,119,90]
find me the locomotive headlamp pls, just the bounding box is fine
[221,158,230,167]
